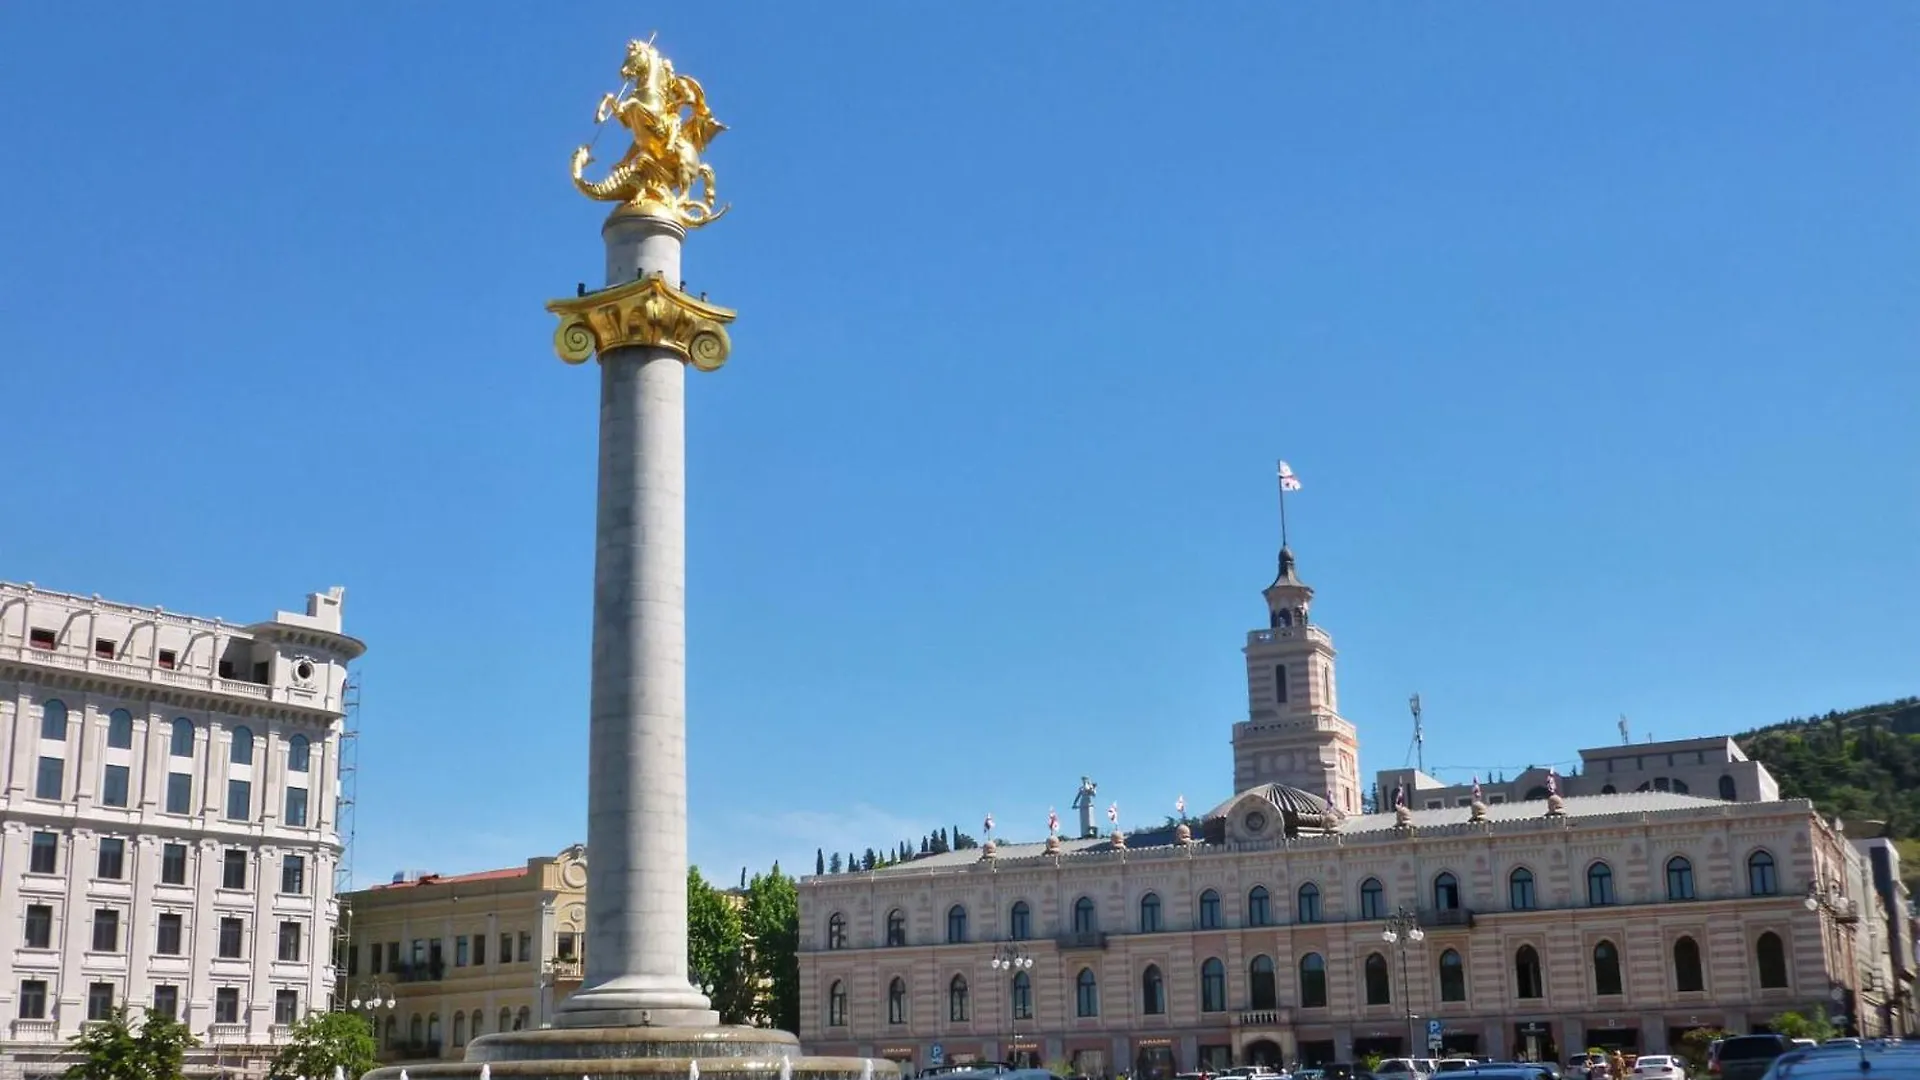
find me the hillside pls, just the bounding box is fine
[1733,696,1920,887]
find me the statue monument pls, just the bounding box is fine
[363,38,893,1080]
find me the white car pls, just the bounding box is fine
[1631,1055,1685,1080]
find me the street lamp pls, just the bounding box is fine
[990,945,1036,1066]
[1381,908,1426,1058]
[349,978,398,1045]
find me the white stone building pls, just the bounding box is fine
[0,580,363,1065]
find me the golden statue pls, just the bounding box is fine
[571,38,728,227]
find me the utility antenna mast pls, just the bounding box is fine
[1618,714,1631,745]
[1409,693,1425,775]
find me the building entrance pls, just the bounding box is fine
[1514,1023,1558,1064]
[1586,1029,1640,1054]
[1245,1041,1283,1068]
[1297,1041,1338,1067]
[1135,1045,1175,1080]
[1441,1035,1481,1056]
[1353,1038,1405,1060]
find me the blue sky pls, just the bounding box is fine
[2,5,1914,886]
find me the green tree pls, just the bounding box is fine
[688,866,754,1024]
[267,1011,377,1080]
[743,863,800,1034]
[1677,1028,1730,1074]
[64,1006,199,1080]
[1768,1008,1836,1042]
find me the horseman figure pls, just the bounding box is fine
[570,38,727,227]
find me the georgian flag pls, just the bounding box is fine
[1047,808,1059,834]
[1278,461,1302,492]
[1471,775,1484,803]
[983,813,994,833]
[1394,782,1407,809]
[1107,802,1119,824]
[1546,770,1560,798]
[1175,795,1187,815]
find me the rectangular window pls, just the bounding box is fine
[284,787,309,826]
[410,939,425,966]
[30,832,58,874]
[97,838,126,880]
[225,778,251,821]
[92,909,121,952]
[158,649,177,670]
[101,764,131,807]
[275,988,298,1025]
[387,942,400,972]
[1273,664,1289,703]
[281,855,306,895]
[218,917,245,959]
[152,984,179,1021]
[370,944,383,974]
[87,983,115,1020]
[161,843,188,885]
[19,980,49,1019]
[29,628,56,650]
[556,933,577,960]
[347,943,360,976]
[499,933,512,964]
[429,939,444,971]
[456,936,470,967]
[278,921,303,962]
[36,756,64,799]
[473,934,487,965]
[24,905,53,949]
[165,773,192,814]
[223,849,248,890]
[157,913,184,955]
[519,931,531,963]
[215,987,240,1023]
[95,638,115,659]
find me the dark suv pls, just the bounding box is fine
[1714,1034,1794,1080]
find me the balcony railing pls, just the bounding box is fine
[10,1019,57,1041]
[1239,1009,1280,1026]
[208,1023,249,1044]
[549,958,583,980]
[1055,932,1108,951]
[1425,907,1475,928]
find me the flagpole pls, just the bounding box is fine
[1277,461,1290,550]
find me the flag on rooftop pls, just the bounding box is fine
[1278,460,1302,491]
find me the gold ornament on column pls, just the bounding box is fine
[570,37,729,227]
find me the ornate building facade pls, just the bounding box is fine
[796,544,1880,1075]
[338,848,588,1063]
[0,580,362,1071]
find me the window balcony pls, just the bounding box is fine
[208,1023,250,1044]
[1054,932,1108,951]
[9,1019,57,1041]
[1424,907,1475,929]
[1238,1009,1283,1027]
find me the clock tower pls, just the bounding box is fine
[1229,545,1362,813]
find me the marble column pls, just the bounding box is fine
[555,208,717,1028]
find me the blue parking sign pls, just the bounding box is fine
[931,1044,945,1066]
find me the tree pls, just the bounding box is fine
[860,848,875,871]
[1769,1008,1836,1042]
[687,867,755,1024]
[64,1006,198,1080]
[267,1011,376,1080]
[828,851,842,873]
[742,863,800,1034]
[815,848,825,876]
[1677,1028,1730,1074]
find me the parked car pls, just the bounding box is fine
[1712,1035,1794,1080]
[1631,1055,1685,1080]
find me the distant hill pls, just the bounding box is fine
[1732,696,1920,888]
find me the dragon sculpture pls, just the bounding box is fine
[570,38,728,227]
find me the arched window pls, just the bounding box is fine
[230,726,254,765]
[1297,882,1322,923]
[1139,892,1162,933]
[827,980,847,1027]
[1674,936,1705,992]
[1359,877,1386,919]
[453,1012,467,1047]
[288,734,311,772]
[170,718,194,757]
[1075,968,1099,1017]
[41,699,68,741]
[383,1015,396,1049]
[470,1010,483,1037]
[498,1008,511,1034]
[107,709,134,750]
[1719,775,1738,801]
[1749,851,1779,896]
[1510,867,1537,910]
[1433,872,1460,911]
[1008,901,1030,940]
[409,1014,423,1045]
[887,977,906,1024]
[1363,953,1391,1005]
[1200,958,1226,1012]
[1587,862,1616,906]
[1248,886,1271,927]
[948,975,970,1021]
[1672,778,1690,794]
[1249,955,1277,1010]
[1757,932,1789,989]
[514,1007,528,1031]
[1593,940,1623,996]
[1072,896,1097,934]
[887,908,908,946]
[1011,971,1032,1020]
[1198,888,1222,929]
[1601,784,1618,795]
[1515,945,1543,999]
[1438,949,1466,1002]
[1666,856,1696,900]
[1299,953,1328,1008]
[827,912,847,949]
[946,904,968,944]
[427,1014,441,1044]
[1141,965,1166,1015]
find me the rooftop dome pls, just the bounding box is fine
[1207,782,1339,837]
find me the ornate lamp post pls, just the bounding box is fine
[990,945,1036,1065]
[1381,908,1426,1058]
[349,979,398,1047]
[1805,880,1856,1033]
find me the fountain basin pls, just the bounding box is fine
[361,1027,898,1080]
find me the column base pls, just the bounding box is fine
[361,1026,898,1080]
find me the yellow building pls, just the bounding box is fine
[339,846,587,1062]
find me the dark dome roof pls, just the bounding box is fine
[1207,782,1338,836]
